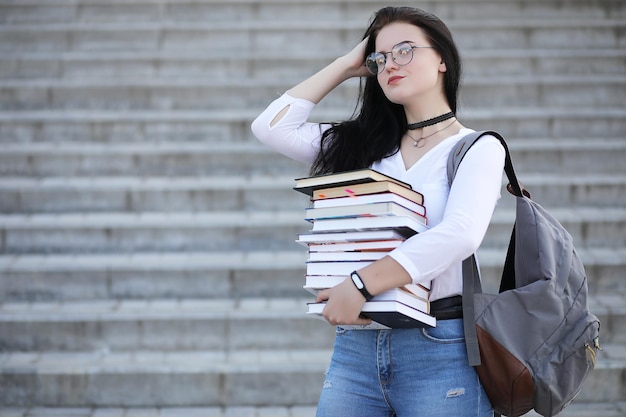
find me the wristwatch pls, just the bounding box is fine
[350,271,374,301]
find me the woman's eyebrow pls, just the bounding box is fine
[376,40,414,53]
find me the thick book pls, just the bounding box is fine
[310,215,427,235]
[294,169,411,196]
[296,229,408,245]
[375,287,430,313]
[313,181,424,206]
[307,300,436,328]
[404,282,431,296]
[305,239,404,252]
[305,201,427,225]
[313,192,426,217]
[304,275,431,295]
[307,251,388,262]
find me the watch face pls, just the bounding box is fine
[351,273,364,289]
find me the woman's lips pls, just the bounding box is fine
[388,75,404,85]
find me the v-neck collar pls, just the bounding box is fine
[398,128,473,173]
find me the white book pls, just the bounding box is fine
[307,301,436,328]
[311,216,427,235]
[306,261,373,276]
[307,251,388,262]
[313,192,426,216]
[305,201,427,224]
[306,239,404,252]
[303,275,347,295]
[297,229,407,245]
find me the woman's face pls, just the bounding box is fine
[373,22,447,106]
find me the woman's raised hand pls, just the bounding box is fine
[341,37,372,79]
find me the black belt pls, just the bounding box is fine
[430,295,463,320]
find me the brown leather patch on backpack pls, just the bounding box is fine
[475,325,535,417]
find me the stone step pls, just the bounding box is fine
[0,250,311,302]
[0,174,624,212]
[0,207,624,253]
[0,406,318,417]
[0,293,621,352]
[0,211,309,254]
[0,345,622,406]
[0,175,314,213]
[1,108,625,141]
[0,139,624,176]
[1,403,625,417]
[0,348,331,407]
[1,75,624,110]
[1,0,624,25]
[0,297,335,352]
[0,248,623,302]
[0,18,623,53]
[1,49,625,79]
[0,142,306,176]
[0,403,314,417]
[0,111,255,144]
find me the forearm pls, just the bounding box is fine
[287,56,359,104]
[356,255,412,296]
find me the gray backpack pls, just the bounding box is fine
[447,131,601,417]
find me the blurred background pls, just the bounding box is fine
[0,1,624,416]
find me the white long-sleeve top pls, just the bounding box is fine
[251,93,505,301]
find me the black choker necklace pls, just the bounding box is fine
[407,111,455,130]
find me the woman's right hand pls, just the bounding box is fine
[340,38,372,79]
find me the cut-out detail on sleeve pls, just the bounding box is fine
[270,105,290,128]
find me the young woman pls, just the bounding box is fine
[251,6,503,417]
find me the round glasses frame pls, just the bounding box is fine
[365,42,434,75]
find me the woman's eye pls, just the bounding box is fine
[397,47,410,56]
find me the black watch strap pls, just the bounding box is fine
[350,271,374,301]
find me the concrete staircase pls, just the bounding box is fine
[0,1,625,416]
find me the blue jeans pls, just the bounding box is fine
[316,319,493,417]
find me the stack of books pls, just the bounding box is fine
[294,169,435,329]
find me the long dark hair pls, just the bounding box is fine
[310,7,462,175]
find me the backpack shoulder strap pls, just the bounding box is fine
[447,130,486,186]
[447,130,525,197]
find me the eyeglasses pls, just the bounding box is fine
[365,42,434,75]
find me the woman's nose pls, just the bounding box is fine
[384,57,400,72]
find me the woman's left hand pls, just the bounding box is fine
[316,278,372,326]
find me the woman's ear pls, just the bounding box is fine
[439,60,447,73]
